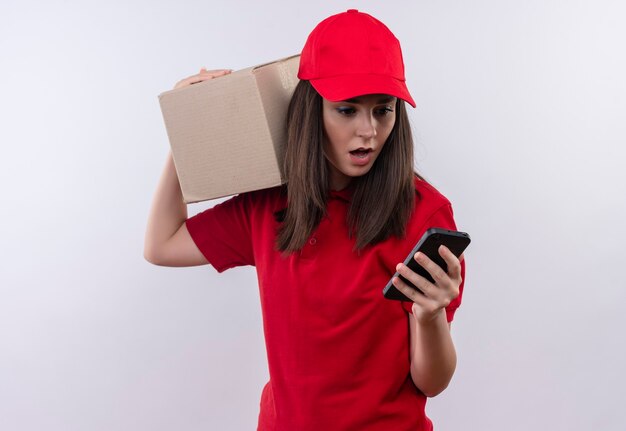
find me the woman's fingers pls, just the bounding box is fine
[173,68,233,90]
[438,245,462,281]
[393,246,463,322]
[392,274,430,304]
[199,68,232,77]
[394,247,461,299]
[391,274,444,320]
[413,251,447,285]
[394,263,437,298]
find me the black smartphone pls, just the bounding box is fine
[383,228,471,301]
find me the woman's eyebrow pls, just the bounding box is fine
[343,96,397,104]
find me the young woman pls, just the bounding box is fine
[145,9,466,431]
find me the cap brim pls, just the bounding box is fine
[309,74,416,108]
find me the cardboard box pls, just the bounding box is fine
[158,55,300,203]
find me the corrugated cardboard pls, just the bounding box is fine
[158,55,300,203]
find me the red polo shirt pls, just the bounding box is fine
[186,178,465,431]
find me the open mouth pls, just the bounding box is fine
[349,148,372,158]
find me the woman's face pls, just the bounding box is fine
[321,94,397,190]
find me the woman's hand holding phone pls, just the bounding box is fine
[392,246,464,325]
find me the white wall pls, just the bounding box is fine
[1,1,624,430]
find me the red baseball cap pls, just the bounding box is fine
[298,9,416,108]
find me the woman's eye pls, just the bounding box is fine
[375,106,394,116]
[337,107,356,115]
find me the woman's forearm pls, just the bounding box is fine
[408,308,457,397]
[143,152,188,261]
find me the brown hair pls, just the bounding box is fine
[276,80,417,252]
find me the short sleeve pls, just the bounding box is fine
[401,203,467,323]
[185,193,255,272]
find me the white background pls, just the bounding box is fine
[1,0,625,430]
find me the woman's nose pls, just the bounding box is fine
[356,114,377,139]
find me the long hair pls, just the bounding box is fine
[276,80,416,252]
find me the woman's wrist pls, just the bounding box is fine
[411,304,447,327]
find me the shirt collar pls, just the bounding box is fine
[328,183,354,203]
